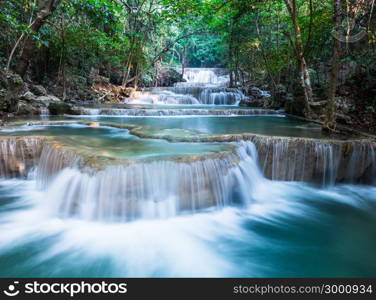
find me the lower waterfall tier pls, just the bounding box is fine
[0,128,375,222]
[127,87,246,105]
[37,143,260,221]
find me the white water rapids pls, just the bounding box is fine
[1,170,376,277]
[127,68,246,105]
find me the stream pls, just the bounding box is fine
[0,68,375,277]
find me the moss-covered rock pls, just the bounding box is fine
[48,103,74,115]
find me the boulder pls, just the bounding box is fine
[48,103,73,115]
[20,91,37,102]
[17,100,37,115]
[156,68,184,87]
[29,84,47,96]
[2,72,28,113]
[35,95,62,106]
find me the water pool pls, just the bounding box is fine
[0,179,375,277]
[74,115,325,139]
[1,124,231,160]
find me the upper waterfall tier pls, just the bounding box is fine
[127,87,246,105]
[182,68,229,85]
[168,86,245,105]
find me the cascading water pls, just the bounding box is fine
[0,120,376,277]
[0,132,376,277]
[126,90,200,105]
[252,136,376,185]
[182,68,230,85]
[171,68,246,105]
[126,68,246,106]
[28,138,261,222]
[198,88,245,105]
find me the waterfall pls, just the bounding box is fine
[1,131,375,225]
[198,88,245,105]
[29,136,376,223]
[125,68,245,106]
[251,136,376,185]
[0,137,45,178]
[126,90,199,105]
[183,68,229,85]
[40,108,50,118]
[36,144,83,187]
[36,142,263,222]
[169,86,245,105]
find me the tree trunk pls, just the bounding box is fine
[284,0,314,116]
[15,0,61,78]
[324,0,342,131]
[300,57,314,115]
[6,33,25,74]
[122,38,135,87]
[256,15,278,104]
[181,46,186,77]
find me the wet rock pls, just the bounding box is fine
[335,97,354,114]
[48,103,73,115]
[123,88,135,98]
[251,136,376,185]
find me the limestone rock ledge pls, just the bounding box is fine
[1,125,375,186]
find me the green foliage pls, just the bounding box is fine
[0,0,374,95]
